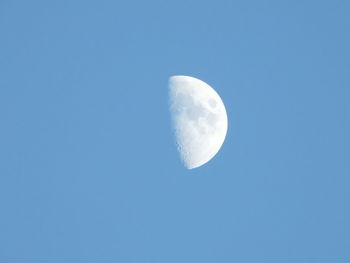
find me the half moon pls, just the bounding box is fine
[169,75,228,169]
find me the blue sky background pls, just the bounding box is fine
[0,0,349,262]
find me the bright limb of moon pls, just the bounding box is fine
[169,75,228,169]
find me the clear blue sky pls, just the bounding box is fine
[0,0,349,262]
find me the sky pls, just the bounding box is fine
[0,0,349,262]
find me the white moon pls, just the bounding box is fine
[169,75,228,169]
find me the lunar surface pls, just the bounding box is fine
[169,75,228,169]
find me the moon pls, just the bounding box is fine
[169,75,228,169]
